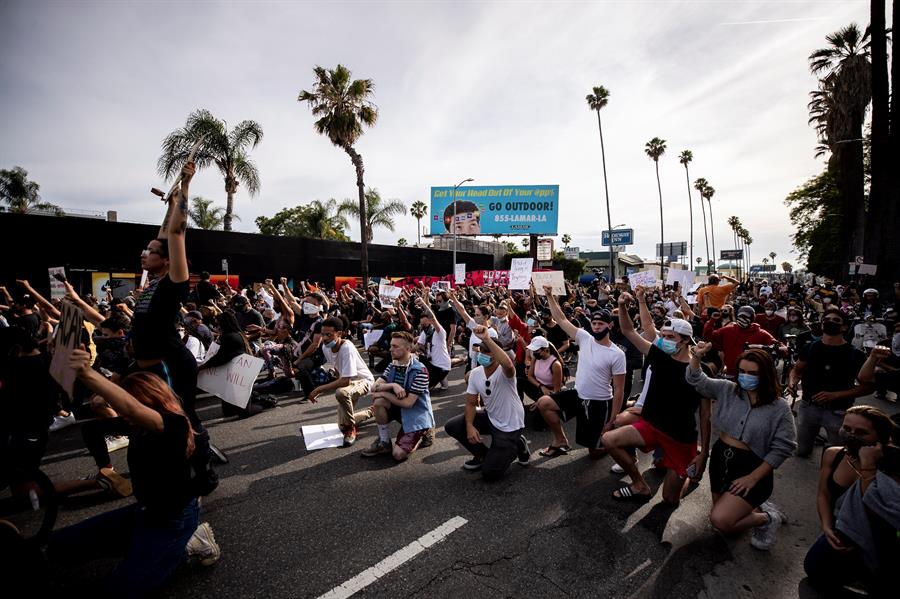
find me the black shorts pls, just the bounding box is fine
[709,439,773,507]
[550,389,612,450]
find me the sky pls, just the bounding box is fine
[0,0,877,270]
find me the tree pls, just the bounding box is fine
[694,177,712,273]
[678,150,695,267]
[158,109,262,232]
[338,188,407,243]
[769,251,777,264]
[188,196,233,230]
[781,261,793,273]
[586,85,616,279]
[561,233,572,248]
[255,199,350,241]
[704,184,717,273]
[521,238,530,248]
[504,241,519,254]
[645,137,667,278]
[410,200,428,247]
[299,64,378,284]
[783,170,843,277]
[0,166,63,215]
[397,238,408,247]
[727,216,742,278]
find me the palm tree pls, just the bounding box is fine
[521,238,530,248]
[158,109,262,232]
[781,261,793,273]
[727,216,741,278]
[694,177,711,273]
[0,166,63,215]
[678,150,695,266]
[645,137,667,278]
[586,85,615,279]
[397,238,408,247]
[338,188,407,243]
[704,184,717,272]
[304,199,351,239]
[188,196,233,230]
[561,233,572,248]
[410,200,428,247]
[769,251,777,265]
[299,64,378,284]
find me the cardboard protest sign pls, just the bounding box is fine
[49,266,67,300]
[363,329,384,349]
[628,270,658,289]
[377,282,401,305]
[666,269,696,297]
[197,343,264,409]
[454,264,466,285]
[509,258,534,290]
[49,302,84,398]
[531,271,566,296]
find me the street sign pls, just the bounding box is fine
[612,245,626,252]
[563,246,579,260]
[601,229,634,246]
[720,249,743,261]
[537,238,554,261]
[656,242,687,257]
[221,259,229,272]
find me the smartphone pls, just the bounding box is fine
[52,273,67,283]
[685,462,698,479]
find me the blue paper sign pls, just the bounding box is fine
[430,185,559,236]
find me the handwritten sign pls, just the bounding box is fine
[363,329,384,349]
[531,271,566,296]
[49,302,84,398]
[454,263,466,285]
[509,258,534,290]
[377,282,401,305]
[666,269,696,297]
[197,343,264,409]
[628,270,658,290]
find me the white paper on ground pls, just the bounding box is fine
[301,423,345,450]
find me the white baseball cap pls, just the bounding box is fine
[661,318,695,345]
[526,336,550,351]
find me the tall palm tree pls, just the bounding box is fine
[397,238,408,247]
[679,150,695,267]
[645,137,667,278]
[0,166,63,215]
[561,233,572,248]
[694,177,711,272]
[188,196,233,230]
[158,109,262,232]
[704,184,717,272]
[299,64,378,284]
[586,86,615,279]
[410,200,428,247]
[727,216,741,278]
[338,188,407,243]
[808,23,871,263]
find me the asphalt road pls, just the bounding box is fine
[36,361,898,599]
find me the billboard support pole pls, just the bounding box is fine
[529,234,537,261]
[451,177,474,275]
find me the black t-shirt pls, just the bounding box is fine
[545,322,569,350]
[799,340,867,409]
[641,345,706,444]
[127,412,195,515]
[235,308,265,332]
[293,314,324,363]
[435,305,456,331]
[131,275,189,361]
[195,280,221,306]
[0,353,56,434]
[12,312,41,341]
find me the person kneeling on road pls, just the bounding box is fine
[445,326,531,480]
[361,332,435,461]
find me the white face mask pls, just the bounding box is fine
[765,310,774,317]
[302,302,319,315]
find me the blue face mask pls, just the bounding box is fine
[476,353,493,367]
[654,337,678,355]
[325,339,337,349]
[526,318,536,327]
[738,373,759,390]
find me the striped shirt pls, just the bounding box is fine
[383,363,429,395]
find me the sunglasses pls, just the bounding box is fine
[484,379,491,396]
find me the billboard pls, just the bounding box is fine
[601,229,634,246]
[430,185,559,236]
[720,249,743,261]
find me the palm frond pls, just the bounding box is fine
[231,152,260,196]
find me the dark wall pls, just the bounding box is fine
[0,213,492,296]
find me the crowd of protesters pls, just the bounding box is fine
[2,167,899,596]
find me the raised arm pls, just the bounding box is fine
[266,280,294,327]
[63,282,105,325]
[16,279,60,319]
[634,286,659,341]
[417,297,445,337]
[448,290,473,325]
[616,292,653,355]
[541,284,579,339]
[474,325,515,378]
[160,162,194,284]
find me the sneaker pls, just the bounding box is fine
[750,502,785,551]
[463,457,484,471]
[439,378,450,389]
[419,428,435,448]
[186,522,221,566]
[49,412,75,432]
[342,426,358,448]
[517,435,531,466]
[610,462,625,474]
[105,435,129,453]
[361,439,392,457]
[83,467,133,497]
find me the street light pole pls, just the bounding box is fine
[451,177,474,274]
[609,223,625,281]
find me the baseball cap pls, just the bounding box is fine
[737,306,756,320]
[590,309,612,323]
[526,336,550,351]
[660,318,695,345]
[186,310,203,320]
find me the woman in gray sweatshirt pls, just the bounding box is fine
[686,341,797,551]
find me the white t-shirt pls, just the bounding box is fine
[466,365,525,432]
[573,328,627,401]
[323,340,374,385]
[417,325,452,371]
[759,286,773,296]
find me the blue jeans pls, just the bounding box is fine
[49,498,200,597]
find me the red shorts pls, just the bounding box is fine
[395,428,428,454]
[631,418,697,477]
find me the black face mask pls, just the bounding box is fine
[822,321,843,336]
[838,430,871,456]
[591,328,610,341]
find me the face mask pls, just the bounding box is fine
[822,321,842,336]
[738,373,759,390]
[438,301,450,310]
[526,318,536,327]
[822,297,832,304]
[302,302,319,315]
[476,353,493,367]
[654,337,678,355]
[325,339,337,349]
[838,429,870,456]
[891,333,900,356]
[591,328,609,341]
[736,317,751,329]
[765,310,774,317]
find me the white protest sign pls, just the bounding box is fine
[666,269,695,297]
[49,266,67,300]
[140,269,149,290]
[197,343,264,409]
[363,329,384,349]
[628,270,658,289]
[300,423,345,450]
[49,302,84,398]
[508,258,534,290]
[454,263,466,284]
[377,282,401,305]
[531,271,566,296]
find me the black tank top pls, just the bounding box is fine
[827,448,851,498]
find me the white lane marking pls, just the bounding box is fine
[317,516,468,599]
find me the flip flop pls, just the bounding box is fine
[539,445,570,458]
[612,485,652,502]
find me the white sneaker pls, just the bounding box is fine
[610,463,625,474]
[186,522,221,566]
[750,502,785,551]
[439,378,450,389]
[49,412,76,432]
[105,435,130,453]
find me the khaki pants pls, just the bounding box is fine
[335,379,373,429]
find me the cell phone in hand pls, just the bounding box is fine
[52,273,67,283]
[685,462,698,479]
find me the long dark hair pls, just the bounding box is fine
[734,349,780,405]
[217,311,252,354]
[119,372,195,457]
